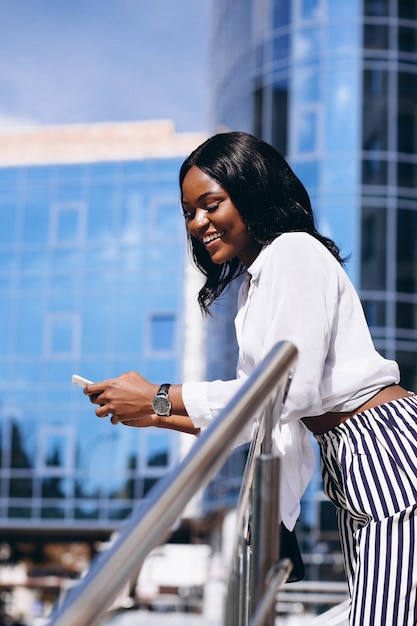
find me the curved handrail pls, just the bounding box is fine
[48,340,297,626]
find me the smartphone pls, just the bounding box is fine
[72,374,93,388]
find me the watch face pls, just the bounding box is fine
[152,395,171,416]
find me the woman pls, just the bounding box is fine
[85,132,417,625]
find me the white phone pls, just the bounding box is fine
[72,374,94,388]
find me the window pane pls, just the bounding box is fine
[42,477,70,499]
[0,251,15,272]
[272,35,290,61]
[398,162,417,188]
[0,201,17,244]
[293,161,319,189]
[151,199,181,240]
[9,477,33,498]
[328,24,357,53]
[399,27,417,54]
[325,65,358,152]
[296,109,318,152]
[21,250,48,273]
[87,184,115,240]
[364,24,389,50]
[271,82,288,155]
[397,303,417,330]
[301,0,320,21]
[146,432,171,467]
[150,314,175,351]
[361,206,387,290]
[22,199,50,244]
[17,299,44,354]
[59,208,78,239]
[399,0,417,20]
[362,300,386,327]
[293,67,320,103]
[364,0,389,17]
[362,70,388,153]
[46,314,79,355]
[397,209,417,293]
[329,0,360,18]
[362,158,387,184]
[273,0,290,28]
[396,350,417,391]
[42,431,70,468]
[253,86,263,139]
[10,422,34,469]
[398,72,417,154]
[52,203,84,244]
[294,28,321,62]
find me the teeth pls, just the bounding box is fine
[203,232,224,244]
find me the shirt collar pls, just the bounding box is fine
[246,244,269,282]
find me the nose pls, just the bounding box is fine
[194,208,209,228]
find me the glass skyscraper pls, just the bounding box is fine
[0,121,205,542]
[207,0,417,581]
[210,0,417,389]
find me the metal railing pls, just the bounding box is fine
[48,340,297,626]
[224,380,293,626]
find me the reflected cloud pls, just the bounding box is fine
[335,84,351,108]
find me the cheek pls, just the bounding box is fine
[185,221,196,236]
[234,223,251,242]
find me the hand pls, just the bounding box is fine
[85,372,160,428]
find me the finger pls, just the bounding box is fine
[88,393,101,405]
[111,415,119,425]
[95,406,111,419]
[84,382,107,396]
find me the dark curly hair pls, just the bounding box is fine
[180,131,346,313]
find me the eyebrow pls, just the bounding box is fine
[182,191,220,206]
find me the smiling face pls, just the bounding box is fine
[181,166,261,268]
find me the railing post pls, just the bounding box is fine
[250,453,281,626]
[241,542,251,626]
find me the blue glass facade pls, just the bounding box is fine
[211,0,362,276]
[0,156,188,532]
[210,0,417,391]
[207,0,417,577]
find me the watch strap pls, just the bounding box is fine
[157,383,171,396]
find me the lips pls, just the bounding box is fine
[202,231,224,245]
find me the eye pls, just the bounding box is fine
[182,201,221,222]
[183,209,195,221]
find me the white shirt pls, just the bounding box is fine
[183,232,400,529]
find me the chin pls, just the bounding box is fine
[210,253,234,265]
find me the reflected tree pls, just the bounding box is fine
[9,420,33,499]
[10,421,32,469]
[42,448,64,499]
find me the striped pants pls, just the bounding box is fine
[316,395,417,626]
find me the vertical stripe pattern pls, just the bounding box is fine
[316,396,417,626]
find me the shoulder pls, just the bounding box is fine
[266,232,336,265]
[259,233,342,292]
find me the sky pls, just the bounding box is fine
[0,0,211,133]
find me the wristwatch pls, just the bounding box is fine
[151,383,172,416]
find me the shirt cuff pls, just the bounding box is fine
[182,381,213,429]
[183,378,249,432]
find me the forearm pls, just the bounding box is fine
[167,383,188,415]
[152,385,199,434]
[156,413,200,436]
